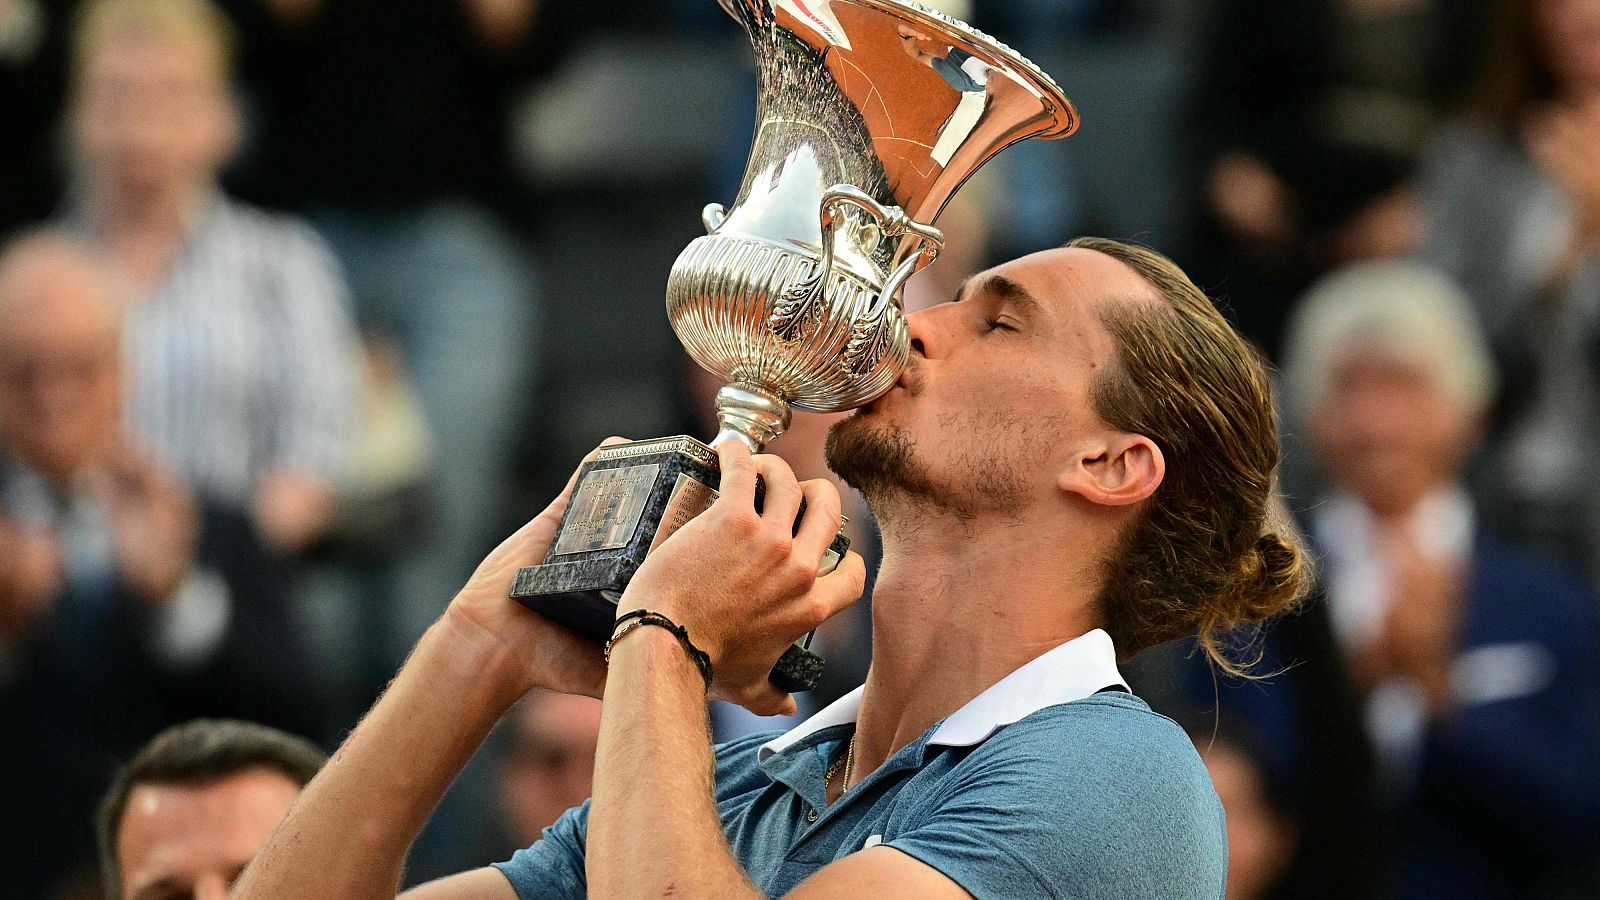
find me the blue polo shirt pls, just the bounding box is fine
[494,630,1225,898]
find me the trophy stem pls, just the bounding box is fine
[711,383,791,452]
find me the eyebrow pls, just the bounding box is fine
[973,274,1044,317]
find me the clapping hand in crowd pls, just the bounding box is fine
[1368,523,1466,717]
[1526,97,1600,253]
[0,512,62,644]
[100,450,200,609]
[252,466,335,557]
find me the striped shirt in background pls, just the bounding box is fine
[67,192,362,507]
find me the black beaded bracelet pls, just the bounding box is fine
[606,610,714,691]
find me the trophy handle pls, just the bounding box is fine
[770,186,944,339]
[703,202,728,234]
[821,186,943,320]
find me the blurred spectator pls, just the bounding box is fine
[0,0,73,236]
[1185,720,1299,900]
[1185,0,1491,357]
[0,232,322,897]
[60,0,361,557]
[493,690,601,852]
[1419,0,1600,577]
[97,718,326,900]
[1224,260,1600,897]
[227,0,543,657]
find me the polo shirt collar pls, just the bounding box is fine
[758,628,1127,762]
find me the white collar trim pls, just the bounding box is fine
[757,628,1127,761]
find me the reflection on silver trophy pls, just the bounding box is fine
[512,0,1078,691]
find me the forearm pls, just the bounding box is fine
[235,609,527,899]
[587,627,762,898]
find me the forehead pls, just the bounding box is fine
[117,770,300,891]
[969,246,1154,366]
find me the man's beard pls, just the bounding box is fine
[824,411,1029,525]
[824,413,936,508]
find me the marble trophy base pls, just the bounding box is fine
[510,435,844,693]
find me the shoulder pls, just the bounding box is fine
[964,694,1217,816]
[212,196,343,270]
[893,695,1224,899]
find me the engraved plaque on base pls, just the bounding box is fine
[510,436,839,692]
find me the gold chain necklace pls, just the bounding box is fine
[825,734,857,794]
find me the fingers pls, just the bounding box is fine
[792,479,843,562]
[751,453,804,531]
[715,440,758,510]
[718,680,798,718]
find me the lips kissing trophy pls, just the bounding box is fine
[511,0,1076,691]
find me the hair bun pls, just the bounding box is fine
[1187,530,1311,678]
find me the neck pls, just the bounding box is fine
[1352,478,1455,526]
[849,501,1102,782]
[91,180,208,293]
[95,179,207,233]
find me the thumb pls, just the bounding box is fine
[814,551,868,621]
[729,682,798,718]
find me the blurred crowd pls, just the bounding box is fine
[3,0,1600,897]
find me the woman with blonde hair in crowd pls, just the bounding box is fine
[61,0,361,557]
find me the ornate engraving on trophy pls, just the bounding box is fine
[552,463,662,555]
[649,473,721,553]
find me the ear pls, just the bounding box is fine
[1059,432,1164,508]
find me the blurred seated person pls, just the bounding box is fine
[1419,0,1600,576]
[98,719,327,900]
[1228,260,1600,897]
[61,0,360,556]
[0,232,322,898]
[494,691,601,853]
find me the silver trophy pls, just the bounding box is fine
[513,0,1076,690]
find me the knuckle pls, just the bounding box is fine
[718,506,761,535]
[759,533,793,562]
[780,558,815,591]
[802,597,831,629]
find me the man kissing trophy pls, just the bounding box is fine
[511,0,1076,691]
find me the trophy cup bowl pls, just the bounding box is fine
[512,0,1076,691]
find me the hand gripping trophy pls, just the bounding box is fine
[512,0,1076,691]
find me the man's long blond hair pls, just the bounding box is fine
[1070,237,1309,675]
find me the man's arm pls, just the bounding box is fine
[234,610,528,898]
[233,448,614,899]
[584,443,971,898]
[589,625,973,899]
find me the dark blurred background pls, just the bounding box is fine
[4,0,1600,896]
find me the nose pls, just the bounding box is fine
[905,306,938,359]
